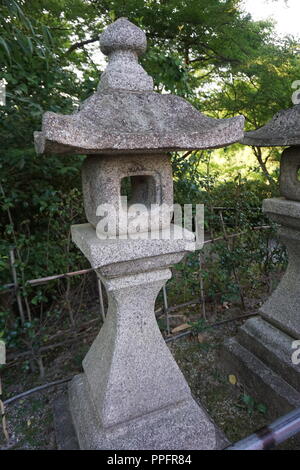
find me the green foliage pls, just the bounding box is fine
[0,0,297,350]
[237,393,268,416]
[169,148,287,308]
[0,1,92,347]
[88,0,292,99]
[189,318,210,334]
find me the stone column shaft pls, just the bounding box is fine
[82,269,191,428]
[68,224,219,450]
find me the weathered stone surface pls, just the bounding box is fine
[280,147,300,201]
[55,385,227,450]
[71,223,195,272]
[220,337,300,420]
[262,198,300,338]
[219,195,300,441]
[34,91,245,155]
[69,265,218,449]
[48,17,240,451]
[34,18,244,155]
[238,317,300,392]
[98,18,153,93]
[242,104,300,147]
[53,393,79,450]
[68,222,223,449]
[69,374,219,450]
[224,104,300,443]
[259,230,300,339]
[82,268,190,428]
[263,197,300,230]
[100,17,147,56]
[219,317,300,449]
[82,153,173,232]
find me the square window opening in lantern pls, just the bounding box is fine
[120,175,157,211]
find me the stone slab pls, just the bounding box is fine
[53,392,79,450]
[68,373,221,450]
[220,337,300,420]
[238,317,300,392]
[259,235,300,339]
[53,384,228,451]
[71,223,195,272]
[263,197,300,230]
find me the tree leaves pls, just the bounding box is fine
[0,37,11,63]
[0,0,298,329]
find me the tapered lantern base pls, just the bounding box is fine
[64,224,224,450]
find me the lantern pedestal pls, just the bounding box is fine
[259,197,300,338]
[219,197,300,434]
[67,224,222,449]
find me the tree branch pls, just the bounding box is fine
[252,146,275,184]
[67,36,99,54]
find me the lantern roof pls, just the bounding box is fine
[34,18,244,155]
[242,105,300,147]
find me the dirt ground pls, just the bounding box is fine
[0,291,298,450]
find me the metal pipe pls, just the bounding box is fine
[226,407,300,450]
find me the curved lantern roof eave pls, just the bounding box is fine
[241,104,300,148]
[34,92,245,155]
[34,18,245,156]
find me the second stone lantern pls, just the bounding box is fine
[221,104,300,422]
[35,18,244,450]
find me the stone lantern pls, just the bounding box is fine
[221,105,300,422]
[35,18,244,450]
[243,105,300,339]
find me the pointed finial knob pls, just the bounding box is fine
[98,18,153,93]
[100,17,147,57]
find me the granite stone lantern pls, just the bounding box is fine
[221,105,300,423]
[35,18,244,450]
